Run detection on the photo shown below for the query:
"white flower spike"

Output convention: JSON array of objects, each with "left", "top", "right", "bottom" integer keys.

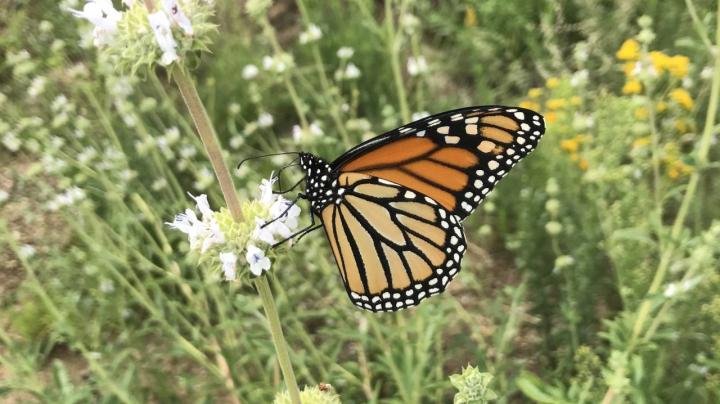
[
  {"left": 148, "top": 11, "right": 179, "bottom": 66},
  {"left": 246, "top": 244, "right": 271, "bottom": 276},
  {"left": 219, "top": 251, "right": 238, "bottom": 281},
  {"left": 161, "top": 0, "right": 194, "bottom": 35}
]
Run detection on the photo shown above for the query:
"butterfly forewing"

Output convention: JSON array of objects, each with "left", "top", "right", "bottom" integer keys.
[
  {"left": 332, "top": 106, "right": 545, "bottom": 220},
  {"left": 320, "top": 173, "right": 466, "bottom": 312}
]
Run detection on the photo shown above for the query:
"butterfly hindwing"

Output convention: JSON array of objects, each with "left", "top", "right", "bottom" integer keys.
[
  {"left": 332, "top": 106, "right": 545, "bottom": 220},
  {"left": 319, "top": 173, "right": 466, "bottom": 312}
]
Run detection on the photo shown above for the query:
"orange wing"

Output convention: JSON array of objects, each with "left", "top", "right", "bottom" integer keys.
[{"left": 332, "top": 106, "right": 545, "bottom": 220}]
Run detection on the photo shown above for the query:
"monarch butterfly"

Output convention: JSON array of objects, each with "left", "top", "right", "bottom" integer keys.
[{"left": 265, "top": 106, "right": 544, "bottom": 312}]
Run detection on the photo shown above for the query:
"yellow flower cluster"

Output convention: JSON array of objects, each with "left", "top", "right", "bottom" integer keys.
[
  {"left": 670, "top": 88, "right": 694, "bottom": 110},
  {"left": 666, "top": 159, "right": 693, "bottom": 179},
  {"left": 663, "top": 143, "right": 694, "bottom": 179},
  {"left": 616, "top": 39, "right": 641, "bottom": 61},
  {"left": 649, "top": 51, "right": 690, "bottom": 78},
  {"left": 623, "top": 79, "right": 642, "bottom": 94},
  {"left": 632, "top": 136, "right": 651, "bottom": 149},
  {"left": 616, "top": 39, "right": 691, "bottom": 98},
  {"left": 560, "top": 134, "right": 592, "bottom": 170}
]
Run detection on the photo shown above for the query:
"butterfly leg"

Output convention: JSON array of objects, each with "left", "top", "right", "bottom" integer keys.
[{"left": 260, "top": 194, "right": 303, "bottom": 229}]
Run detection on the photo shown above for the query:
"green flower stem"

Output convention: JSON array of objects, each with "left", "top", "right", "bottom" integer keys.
[
  {"left": 255, "top": 277, "right": 302, "bottom": 404},
  {"left": 385, "top": 0, "right": 411, "bottom": 123},
  {"left": 171, "top": 64, "right": 301, "bottom": 403},
  {"left": 172, "top": 65, "right": 244, "bottom": 221},
  {"left": 601, "top": 3, "right": 720, "bottom": 403}
]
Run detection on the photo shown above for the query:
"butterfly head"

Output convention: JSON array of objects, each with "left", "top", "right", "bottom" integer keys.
[{"left": 299, "top": 153, "right": 337, "bottom": 212}]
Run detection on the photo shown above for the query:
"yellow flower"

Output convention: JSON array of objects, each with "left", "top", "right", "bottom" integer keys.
[
  {"left": 528, "top": 88, "right": 543, "bottom": 98},
  {"left": 616, "top": 39, "right": 641, "bottom": 61},
  {"left": 649, "top": 51, "right": 671, "bottom": 73},
  {"left": 634, "top": 107, "right": 648, "bottom": 120},
  {"left": 546, "top": 77, "right": 560, "bottom": 89},
  {"left": 632, "top": 136, "right": 651, "bottom": 149},
  {"left": 668, "top": 55, "right": 690, "bottom": 78},
  {"left": 656, "top": 101, "right": 667, "bottom": 112},
  {"left": 464, "top": 5, "right": 477, "bottom": 27},
  {"left": 578, "top": 159, "right": 589, "bottom": 171},
  {"left": 575, "top": 134, "right": 593, "bottom": 142},
  {"left": 570, "top": 96, "right": 582, "bottom": 106},
  {"left": 623, "top": 79, "right": 642, "bottom": 94},
  {"left": 561, "top": 139, "right": 580, "bottom": 153},
  {"left": 519, "top": 100, "right": 540, "bottom": 111},
  {"left": 545, "top": 112, "right": 558, "bottom": 123},
  {"left": 667, "top": 159, "right": 693, "bottom": 179},
  {"left": 546, "top": 98, "right": 567, "bottom": 110},
  {"left": 670, "top": 88, "right": 694, "bottom": 110},
  {"left": 570, "top": 153, "right": 580, "bottom": 162},
  {"left": 649, "top": 52, "right": 690, "bottom": 78},
  {"left": 623, "top": 62, "right": 636, "bottom": 77}
]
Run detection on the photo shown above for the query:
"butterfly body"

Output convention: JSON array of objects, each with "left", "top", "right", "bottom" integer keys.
[
  {"left": 298, "top": 153, "right": 337, "bottom": 213},
  {"left": 294, "top": 106, "right": 545, "bottom": 312}
]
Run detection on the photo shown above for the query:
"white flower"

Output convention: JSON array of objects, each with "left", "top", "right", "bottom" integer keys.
[
  {"left": 68, "top": 0, "right": 122, "bottom": 47},
  {"left": 0, "top": 189, "right": 9, "bottom": 204},
  {"left": 245, "top": 244, "right": 271, "bottom": 276},
  {"left": 270, "top": 197, "right": 301, "bottom": 229},
  {"left": 219, "top": 251, "right": 238, "bottom": 280},
  {"left": 664, "top": 282, "right": 678, "bottom": 298},
  {"left": 292, "top": 125, "right": 303, "bottom": 143},
  {"left": 2, "top": 132, "right": 21, "bottom": 152},
  {"left": 242, "top": 64, "right": 259, "bottom": 80},
  {"left": 47, "top": 186, "right": 86, "bottom": 211},
  {"left": 292, "top": 121, "right": 323, "bottom": 143},
  {"left": 148, "top": 11, "right": 178, "bottom": 66},
  {"left": 161, "top": 0, "right": 193, "bottom": 35},
  {"left": 258, "top": 175, "right": 277, "bottom": 206},
  {"left": 570, "top": 69, "right": 589, "bottom": 87},
  {"left": 262, "top": 54, "right": 291, "bottom": 73},
  {"left": 299, "top": 23, "right": 322, "bottom": 44},
  {"left": 344, "top": 63, "right": 361, "bottom": 79},
  {"left": 151, "top": 178, "right": 168, "bottom": 191},
  {"left": 337, "top": 46, "right": 354, "bottom": 59},
  {"left": 257, "top": 112, "right": 274, "bottom": 128},
  {"left": 253, "top": 218, "right": 281, "bottom": 244},
  {"left": 167, "top": 193, "right": 225, "bottom": 253},
  {"left": 407, "top": 56, "right": 428, "bottom": 76},
  {"left": 251, "top": 174, "right": 302, "bottom": 246},
  {"left": 18, "top": 244, "right": 36, "bottom": 259},
  {"left": 99, "top": 279, "right": 115, "bottom": 293},
  {"left": 28, "top": 76, "right": 47, "bottom": 98}
]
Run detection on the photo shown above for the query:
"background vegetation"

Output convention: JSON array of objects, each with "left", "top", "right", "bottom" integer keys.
[{"left": 1, "top": 0, "right": 719, "bottom": 402}]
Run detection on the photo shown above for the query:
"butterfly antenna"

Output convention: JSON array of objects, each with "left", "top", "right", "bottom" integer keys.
[{"left": 236, "top": 151, "right": 300, "bottom": 170}]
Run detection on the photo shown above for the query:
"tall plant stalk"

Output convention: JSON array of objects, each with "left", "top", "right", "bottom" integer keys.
[{"left": 172, "top": 65, "right": 302, "bottom": 404}]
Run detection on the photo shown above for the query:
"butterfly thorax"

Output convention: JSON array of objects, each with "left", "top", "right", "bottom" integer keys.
[{"left": 299, "top": 153, "right": 342, "bottom": 213}]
